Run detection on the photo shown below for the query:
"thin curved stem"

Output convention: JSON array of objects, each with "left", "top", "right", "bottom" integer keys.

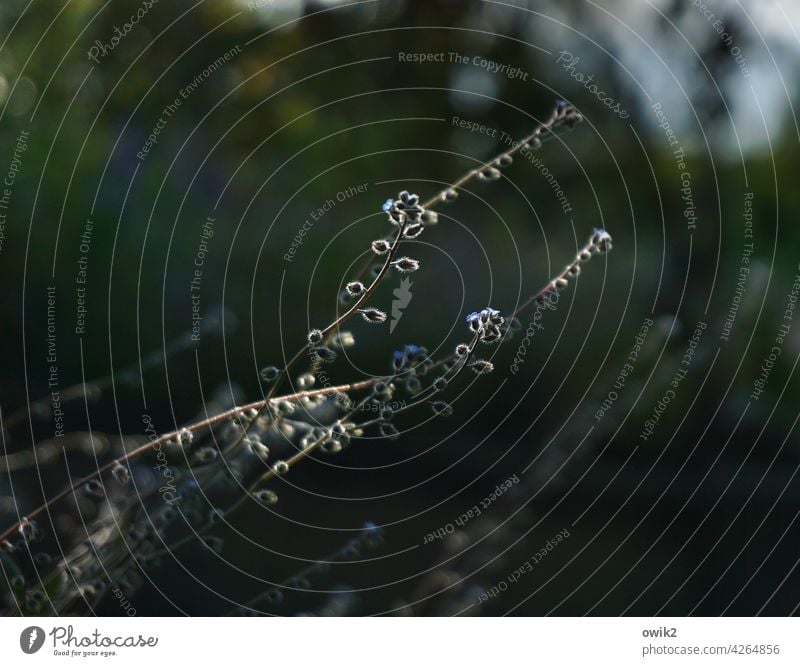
[
  {"left": 422, "top": 103, "right": 580, "bottom": 210},
  {"left": 0, "top": 378, "right": 380, "bottom": 545}
]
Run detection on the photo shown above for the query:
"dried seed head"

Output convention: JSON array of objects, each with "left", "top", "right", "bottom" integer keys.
[
  {"left": 272, "top": 460, "right": 290, "bottom": 476},
  {"left": 178, "top": 428, "right": 194, "bottom": 446},
  {"left": 307, "top": 329, "right": 323, "bottom": 345},
  {"left": 578, "top": 249, "right": 592, "bottom": 262},
  {"left": 567, "top": 264, "right": 581, "bottom": 277},
  {"left": 442, "top": 188, "right": 458, "bottom": 202},
  {"left": 433, "top": 377, "right": 448, "bottom": 391},
  {"left": 553, "top": 277, "right": 569, "bottom": 291},
  {"left": 455, "top": 343, "right": 469, "bottom": 356},
  {"left": 495, "top": 154, "right": 514, "bottom": 168}
]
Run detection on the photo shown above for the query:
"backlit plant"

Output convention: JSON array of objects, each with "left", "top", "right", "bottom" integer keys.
[{"left": 0, "top": 101, "right": 612, "bottom": 616}]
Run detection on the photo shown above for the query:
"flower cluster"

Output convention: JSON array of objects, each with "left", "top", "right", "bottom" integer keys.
[
  {"left": 466, "top": 307, "right": 505, "bottom": 344},
  {"left": 392, "top": 344, "right": 431, "bottom": 373},
  {"left": 552, "top": 99, "right": 583, "bottom": 129},
  {"left": 590, "top": 228, "right": 613, "bottom": 253},
  {"left": 530, "top": 228, "right": 614, "bottom": 307},
  {"left": 385, "top": 190, "right": 424, "bottom": 225}
]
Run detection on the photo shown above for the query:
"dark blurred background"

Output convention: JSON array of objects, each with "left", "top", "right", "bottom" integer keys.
[{"left": 1, "top": 0, "right": 799, "bottom": 616}]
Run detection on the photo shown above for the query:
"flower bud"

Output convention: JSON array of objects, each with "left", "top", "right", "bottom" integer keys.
[
  {"left": 260, "top": 366, "right": 280, "bottom": 382},
  {"left": 346, "top": 281, "right": 365, "bottom": 296},
  {"left": 431, "top": 401, "right": 453, "bottom": 417},
  {"left": 392, "top": 257, "right": 420, "bottom": 273},
  {"left": 359, "top": 307, "right": 388, "bottom": 323},
  {"left": 371, "top": 239, "right": 390, "bottom": 254}
]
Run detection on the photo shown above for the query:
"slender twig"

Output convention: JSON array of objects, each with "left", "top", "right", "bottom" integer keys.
[
  {"left": 512, "top": 229, "right": 611, "bottom": 320},
  {"left": 421, "top": 103, "right": 580, "bottom": 210},
  {"left": 0, "top": 102, "right": 586, "bottom": 556},
  {"left": 143, "top": 373, "right": 392, "bottom": 560},
  {"left": 0, "top": 378, "right": 380, "bottom": 545}
]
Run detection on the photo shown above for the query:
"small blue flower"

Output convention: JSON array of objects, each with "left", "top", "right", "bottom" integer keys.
[
  {"left": 591, "top": 228, "right": 612, "bottom": 252},
  {"left": 466, "top": 307, "right": 505, "bottom": 342},
  {"left": 392, "top": 344, "right": 428, "bottom": 372},
  {"left": 392, "top": 350, "right": 406, "bottom": 371},
  {"left": 382, "top": 198, "right": 393, "bottom": 212}
]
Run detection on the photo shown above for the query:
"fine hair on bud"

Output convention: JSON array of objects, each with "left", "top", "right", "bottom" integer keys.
[{"left": 359, "top": 307, "right": 388, "bottom": 323}]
